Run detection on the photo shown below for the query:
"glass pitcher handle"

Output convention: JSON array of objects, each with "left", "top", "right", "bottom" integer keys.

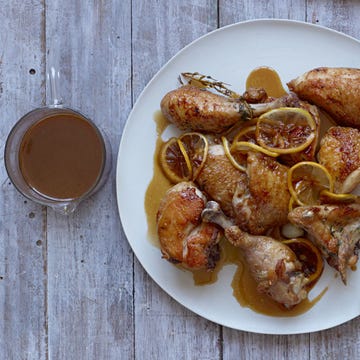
[{"left": 47, "top": 66, "right": 63, "bottom": 106}]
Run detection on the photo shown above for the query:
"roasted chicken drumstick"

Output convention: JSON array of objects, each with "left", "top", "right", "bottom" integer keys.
[
  {"left": 202, "top": 201, "right": 309, "bottom": 307},
  {"left": 161, "top": 85, "right": 301, "bottom": 133}
]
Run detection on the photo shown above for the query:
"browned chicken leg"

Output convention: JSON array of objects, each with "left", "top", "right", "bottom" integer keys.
[
  {"left": 157, "top": 182, "right": 221, "bottom": 270},
  {"left": 161, "top": 85, "right": 252, "bottom": 133},
  {"left": 287, "top": 67, "right": 360, "bottom": 128},
  {"left": 288, "top": 204, "right": 360, "bottom": 284},
  {"left": 161, "top": 85, "right": 301, "bottom": 133},
  {"left": 202, "top": 201, "right": 309, "bottom": 308}
]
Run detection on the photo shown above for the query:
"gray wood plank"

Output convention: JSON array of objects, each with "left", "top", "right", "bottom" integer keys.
[
  {"left": 307, "top": 0, "right": 360, "bottom": 39},
  {"left": 0, "top": 1, "right": 47, "bottom": 359},
  {"left": 45, "top": 1, "right": 133, "bottom": 359},
  {"left": 223, "top": 333, "right": 310, "bottom": 360},
  {"left": 310, "top": 321, "right": 360, "bottom": 360},
  {"left": 132, "top": 1, "right": 222, "bottom": 359},
  {"left": 134, "top": 267, "right": 223, "bottom": 360},
  {"left": 219, "top": 0, "right": 306, "bottom": 26}
]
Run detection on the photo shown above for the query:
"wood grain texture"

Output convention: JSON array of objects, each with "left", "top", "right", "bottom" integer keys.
[
  {"left": 310, "top": 321, "right": 360, "bottom": 360},
  {"left": 0, "top": 1, "right": 47, "bottom": 359},
  {"left": 307, "top": 0, "right": 360, "bottom": 39},
  {"left": 0, "top": 1, "right": 359, "bottom": 359},
  {"left": 132, "top": 0, "right": 218, "bottom": 97},
  {"left": 219, "top": 0, "right": 306, "bottom": 26},
  {"left": 45, "top": 1, "right": 133, "bottom": 359}
]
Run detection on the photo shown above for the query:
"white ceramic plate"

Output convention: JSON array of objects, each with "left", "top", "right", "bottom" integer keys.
[{"left": 116, "top": 19, "right": 360, "bottom": 334}]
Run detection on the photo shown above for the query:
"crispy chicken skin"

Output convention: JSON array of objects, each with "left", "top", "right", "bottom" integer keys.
[
  {"left": 288, "top": 204, "right": 360, "bottom": 284},
  {"left": 160, "top": 85, "right": 251, "bottom": 133},
  {"left": 197, "top": 145, "right": 291, "bottom": 235},
  {"left": 233, "top": 152, "right": 291, "bottom": 234},
  {"left": 287, "top": 67, "right": 360, "bottom": 128},
  {"left": 156, "top": 182, "right": 220, "bottom": 270},
  {"left": 202, "top": 201, "right": 309, "bottom": 307},
  {"left": 317, "top": 126, "right": 360, "bottom": 193},
  {"left": 196, "top": 143, "right": 247, "bottom": 218},
  {"left": 161, "top": 85, "right": 304, "bottom": 133}
]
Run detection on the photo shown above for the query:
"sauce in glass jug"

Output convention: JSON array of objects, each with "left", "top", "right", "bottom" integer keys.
[{"left": 19, "top": 112, "right": 105, "bottom": 200}]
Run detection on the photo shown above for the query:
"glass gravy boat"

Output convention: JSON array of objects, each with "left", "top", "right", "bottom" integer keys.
[{"left": 4, "top": 67, "right": 111, "bottom": 215}]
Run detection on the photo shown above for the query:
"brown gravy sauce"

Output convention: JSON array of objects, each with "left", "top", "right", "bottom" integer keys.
[
  {"left": 144, "top": 112, "right": 171, "bottom": 246},
  {"left": 19, "top": 113, "right": 104, "bottom": 200},
  {"left": 246, "top": 66, "right": 287, "bottom": 98},
  {"left": 145, "top": 67, "right": 327, "bottom": 316}
]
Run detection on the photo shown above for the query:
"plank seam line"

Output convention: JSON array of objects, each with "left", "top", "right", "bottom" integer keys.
[
  {"left": 130, "top": 2, "right": 136, "bottom": 359},
  {"left": 42, "top": 1, "right": 49, "bottom": 358}
]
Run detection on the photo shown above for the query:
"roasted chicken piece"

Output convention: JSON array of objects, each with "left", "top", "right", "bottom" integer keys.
[
  {"left": 161, "top": 85, "right": 301, "bottom": 133},
  {"left": 288, "top": 67, "right": 360, "bottom": 128},
  {"left": 288, "top": 204, "right": 360, "bottom": 284},
  {"left": 161, "top": 85, "right": 251, "bottom": 133},
  {"left": 196, "top": 143, "right": 246, "bottom": 219},
  {"left": 202, "top": 201, "right": 309, "bottom": 307},
  {"left": 156, "top": 182, "right": 221, "bottom": 270},
  {"left": 317, "top": 126, "right": 360, "bottom": 193},
  {"left": 242, "top": 87, "right": 269, "bottom": 103},
  {"left": 232, "top": 152, "right": 291, "bottom": 234},
  {"left": 196, "top": 143, "right": 291, "bottom": 235}
]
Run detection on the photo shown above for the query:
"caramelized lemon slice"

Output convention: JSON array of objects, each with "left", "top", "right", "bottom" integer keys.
[
  {"left": 256, "top": 107, "right": 316, "bottom": 154},
  {"left": 222, "top": 136, "right": 247, "bottom": 172},
  {"left": 231, "top": 141, "right": 279, "bottom": 157},
  {"left": 232, "top": 125, "right": 257, "bottom": 144},
  {"left": 282, "top": 238, "right": 324, "bottom": 285},
  {"left": 288, "top": 161, "right": 334, "bottom": 206},
  {"left": 222, "top": 118, "right": 259, "bottom": 140},
  {"left": 288, "top": 195, "right": 298, "bottom": 213},
  {"left": 179, "top": 132, "right": 209, "bottom": 181},
  {"left": 159, "top": 137, "right": 191, "bottom": 183},
  {"left": 319, "top": 189, "right": 360, "bottom": 204}
]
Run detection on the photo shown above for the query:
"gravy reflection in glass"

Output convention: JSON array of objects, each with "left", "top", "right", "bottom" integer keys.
[{"left": 19, "top": 112, "right": 104, "bottom": 200}]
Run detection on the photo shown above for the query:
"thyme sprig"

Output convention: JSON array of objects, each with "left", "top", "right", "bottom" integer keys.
[{"left": 180, "top": 72, "right": 241, "bottom": 99}]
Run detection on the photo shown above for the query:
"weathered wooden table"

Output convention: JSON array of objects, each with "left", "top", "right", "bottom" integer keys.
[{"left": 1, "top": 1, "right": 359, "bottom": 359}]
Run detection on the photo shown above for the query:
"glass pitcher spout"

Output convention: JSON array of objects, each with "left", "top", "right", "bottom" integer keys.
[{"left": 51, "top": 200, "right": 80, "bottom": 215}]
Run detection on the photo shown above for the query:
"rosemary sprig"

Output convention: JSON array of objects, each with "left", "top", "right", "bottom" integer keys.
[{"left": 180, "top": 72, "right": 241, "bottom": 99}]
